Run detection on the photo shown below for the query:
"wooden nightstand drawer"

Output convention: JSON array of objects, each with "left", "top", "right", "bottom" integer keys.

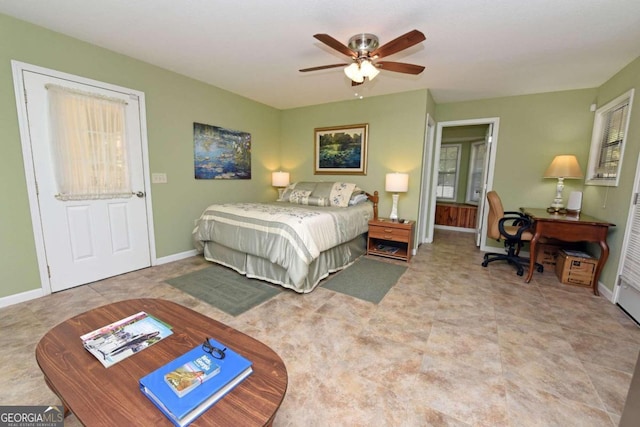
[{"left": 368, "top": 226, "right": 410, "bottom": 242}]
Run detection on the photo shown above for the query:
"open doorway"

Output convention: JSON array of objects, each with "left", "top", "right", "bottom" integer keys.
[
  {"left": 434, "top": 125, "right": 489, "bottom": 232},
  {"left": 419, "top": 118, "right": 499, "bottom": 249}
]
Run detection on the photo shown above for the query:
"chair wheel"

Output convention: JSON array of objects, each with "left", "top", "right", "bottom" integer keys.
[
  {"left": 481, "top": 261, "right": 488, "bottom": 267},
  {"left": 537, "top": 265, "right": 544, "bottom": 273},
  {"left": 517, "top": 270, "right": 524, "bottom": 276}
]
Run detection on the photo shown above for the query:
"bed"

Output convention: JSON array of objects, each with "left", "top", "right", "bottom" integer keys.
[{"left": 192, "top": 181, "right": 379, "bottom": 293}]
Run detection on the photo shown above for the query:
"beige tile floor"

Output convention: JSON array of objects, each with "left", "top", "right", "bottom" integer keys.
[{"left": 2, "top": 230, "right": 639, "bottom": 426}]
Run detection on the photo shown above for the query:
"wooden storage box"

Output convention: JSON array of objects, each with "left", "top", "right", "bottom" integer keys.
[
  {"left": 555, "top": 249, "right": 596, "bottom": 287},
  {"left": 536, "top": 243, "right": 562, "bottom": 267}
]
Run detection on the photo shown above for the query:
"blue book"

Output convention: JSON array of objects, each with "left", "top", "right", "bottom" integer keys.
[
  {"left": 139, "top": 338, "right": 253, "bottom": 427},
  {"left": 164, "top": 353, "right": 221, "bottom": 398}
]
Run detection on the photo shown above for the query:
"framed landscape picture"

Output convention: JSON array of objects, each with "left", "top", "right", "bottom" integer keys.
[
  {"left": 314, "top": 123, "right": 368, "bottom": 175},
  {"left": 194, "top": 122, "right": 251, "bottom": 179}
]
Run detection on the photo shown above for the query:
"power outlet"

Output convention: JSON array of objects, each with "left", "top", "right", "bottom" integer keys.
[{"left": 152, "top": 173, "right": 167, "bottom": 184}]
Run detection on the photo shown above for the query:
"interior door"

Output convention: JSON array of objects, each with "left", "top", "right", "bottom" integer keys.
[
  {"left": 417, "top": 114, "right": 436, "bottom": 244},
  {"left": 21, "top": 70, "right": 151, "bottom": 292},
  {"left": 475, "top": 124, "right": 493, "bottom": 246}
]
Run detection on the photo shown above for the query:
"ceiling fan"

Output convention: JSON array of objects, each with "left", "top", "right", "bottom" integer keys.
[{"left": 299, "top": 29, "right": 426, "bottom": 86}]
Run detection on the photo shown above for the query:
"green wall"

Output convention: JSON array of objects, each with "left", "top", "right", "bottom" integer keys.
[
  {"left": 582, "top": 56, "right": 640, "bottom": 291},
  {"left": 0, "top": 14, "right": 281, "bottom": 298},
  {"left": 280, "top": 90, "right": 430, "bottom": 222},
  {"left": 436, "top": 88, "right": 598, "bottom": 211}
]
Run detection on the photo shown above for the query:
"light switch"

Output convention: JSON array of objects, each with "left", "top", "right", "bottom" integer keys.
[{"left": 152, "top": 173, "right": 167, "bottom": 184}]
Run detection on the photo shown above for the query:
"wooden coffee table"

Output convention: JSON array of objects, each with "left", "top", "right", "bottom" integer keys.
[{"left": 35, "top": 298, "right": 288, "bottom": 426}]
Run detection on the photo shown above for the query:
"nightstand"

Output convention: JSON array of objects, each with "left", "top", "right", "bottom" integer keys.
[{"left": 367, "top": 218, "right": 415, "bottom": 262}]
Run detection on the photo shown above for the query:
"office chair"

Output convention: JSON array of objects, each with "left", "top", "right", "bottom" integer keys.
[{"left": 481, "top": 191, "right": 544, "bottom": 276}]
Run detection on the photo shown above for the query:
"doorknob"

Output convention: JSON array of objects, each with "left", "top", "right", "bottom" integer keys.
[{"left": 135, "top": 191, "right": 145, "bottom": 198}]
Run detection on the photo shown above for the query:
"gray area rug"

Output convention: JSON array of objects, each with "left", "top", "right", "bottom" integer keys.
[
  {"left": 165, "top": 264, "right": 282, "bottom": 316},
  {"left": 322, "top": 257, "right": 407, "bottom": 304}
]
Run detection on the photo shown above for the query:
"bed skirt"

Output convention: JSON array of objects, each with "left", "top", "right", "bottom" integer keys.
[{"left": 201, "top": 234, "right": 366, "bottom": 293}]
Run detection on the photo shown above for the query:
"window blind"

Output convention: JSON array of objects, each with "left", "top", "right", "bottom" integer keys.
[{"left": 596, "top": 100, "right": 629, "bottom": 179}]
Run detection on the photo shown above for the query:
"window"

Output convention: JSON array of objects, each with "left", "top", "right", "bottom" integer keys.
[
  {"left": 465, "top": 141, "right": 486, "bottom": 204},
  {"left": 585, "top": 88, "right": 634, "bottom": 186},
  {"left": 436, "top": 144, "right": 461, "bottom": 200}
]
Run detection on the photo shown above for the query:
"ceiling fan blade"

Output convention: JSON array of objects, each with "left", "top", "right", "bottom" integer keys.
[
  {"left": 371, "top": 30, "right": 426, "bottom": 59},
  {"left": 299, "top": 64, "right": 347, "bottom": 72},
  {"left": 376, "top": 61, "right": 425, "bottom": 75},
  {"left": 313, "top": 34, "right": 355, "bottom": 58}
]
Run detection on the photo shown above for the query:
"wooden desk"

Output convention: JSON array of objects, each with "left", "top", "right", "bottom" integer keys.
[
  {"left": 36, "top": 299, "right": 288, "bottom": 426},
  {"left": 521, "top": 208, "right": 615, "bottom": 296}
]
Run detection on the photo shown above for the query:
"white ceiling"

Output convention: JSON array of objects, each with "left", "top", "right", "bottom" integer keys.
[{"left": 2, "top": 0, "right": 640, "bottom": 110}]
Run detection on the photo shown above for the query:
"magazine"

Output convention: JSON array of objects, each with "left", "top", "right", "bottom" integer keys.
[
  {"left": 164, "top": 353, "right": 221, "bottom": 397},
  {"left": 376, "top": 243, "right": 400, "bottom": 254},
  {"left": 81, "top": 311, "right": 173, "bottom": 368}
]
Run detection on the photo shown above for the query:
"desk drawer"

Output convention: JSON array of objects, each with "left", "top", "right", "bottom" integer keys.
[{"left": 369, "top": 226, "right": 410, "bottom": 242}]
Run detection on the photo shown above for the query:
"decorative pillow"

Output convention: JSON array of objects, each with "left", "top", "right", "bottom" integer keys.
[
  {"left": 288, "top": 189, "right": 312, "bottom": 204},
  {"left": 307, "top": 182, "right": 334, "bottom": 206},
  {"left": 277, "top": 183, "right": 296, "bottom": 202},
  {"left": 328, "top": 182, "right": 357, "bottom": 208},
  {"left": 302, "top": 195, "right": 328, "bottom": 206},
  {"left": 349, "top": 187, "right": 365, "bottom": 202},
  {"left": 281, "top": 181, "right": 357, "bottom": 207},
  {"left": 280, "top": 182, "right": 317, "bottom": 202},
  {"left": 348, "top": 193, "right": 369, "bottom": 206}
]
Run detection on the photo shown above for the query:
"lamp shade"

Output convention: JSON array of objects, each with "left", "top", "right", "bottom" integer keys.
[
  {"left": 385, "top": 173, "right": 409, "bottom": 192},
  {"left": 271, "top": 171, "right": 290, "bottom": 187},
  {"left": 360, "top": 60, "right": 380, "bottom": 81},
  {"left": 344, "top": 63, "right": 364, "bottom": 83},
  {"left": 543, "top": 155, "right": 583, "bottom": 178}
]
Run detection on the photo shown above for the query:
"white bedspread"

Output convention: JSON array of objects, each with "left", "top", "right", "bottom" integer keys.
[{"left": 193, "top": 202, "right": 373, "bottom": 289}]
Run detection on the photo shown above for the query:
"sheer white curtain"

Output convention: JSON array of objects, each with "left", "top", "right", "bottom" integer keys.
[{"left": 46, "top": 84, "right": 132, "bottom": 200}]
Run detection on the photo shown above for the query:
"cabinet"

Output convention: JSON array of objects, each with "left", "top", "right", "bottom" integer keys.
[
  {"left": 435, "top": 203, "right": 477, "bottom": 229},
  {"left": 367, "top": 218, "right": 414, "bottom": 262}
]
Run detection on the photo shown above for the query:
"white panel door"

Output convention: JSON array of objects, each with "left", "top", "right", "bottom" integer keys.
[{"left": 21, "top": 70, "right": 151, "bottom": 292}]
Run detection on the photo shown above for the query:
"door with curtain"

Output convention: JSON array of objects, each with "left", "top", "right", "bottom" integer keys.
[{"left": 17, "top": 66, "right": 151, "bottom": 292}]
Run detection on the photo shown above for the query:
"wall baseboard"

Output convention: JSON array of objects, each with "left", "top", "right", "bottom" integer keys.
[
  {"left": 598, "top": 281, "right": 614, "bottom": 302},
  {"left": 155, "top": 249, "right": 199, "bottom": 265},
  {"left": 434, "top": 225, "right": 476, "bottom": 233},
  {"left": 0, "top": 250, "right": 202, "bottom": 308},
  {"left": 0, "top": 288, "right": 44, "bottom": 309}
]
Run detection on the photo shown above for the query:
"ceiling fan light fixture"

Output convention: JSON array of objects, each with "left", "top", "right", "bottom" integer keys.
[
  {"left": 344, "top": 62, "right": 364, "bottom": 83},
  {"left": 348, "top": 34, "right": 380, "bottom": 53},
  {"left": 303, "top": 30, "right": 426, "bottom": 83},
  {"left": 360, "top": 60, "right": 380, "bottom": 81}
]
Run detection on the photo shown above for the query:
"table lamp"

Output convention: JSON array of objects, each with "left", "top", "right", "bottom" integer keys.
[
  {"left": 543, "top": 155, "right": 583, "bottom": 211},
  {"left": 385, "top": 172, "right": 409, "bottom": 221},
  {"left": 271, "top": 171, "right": 290, "bottom": 199}
]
